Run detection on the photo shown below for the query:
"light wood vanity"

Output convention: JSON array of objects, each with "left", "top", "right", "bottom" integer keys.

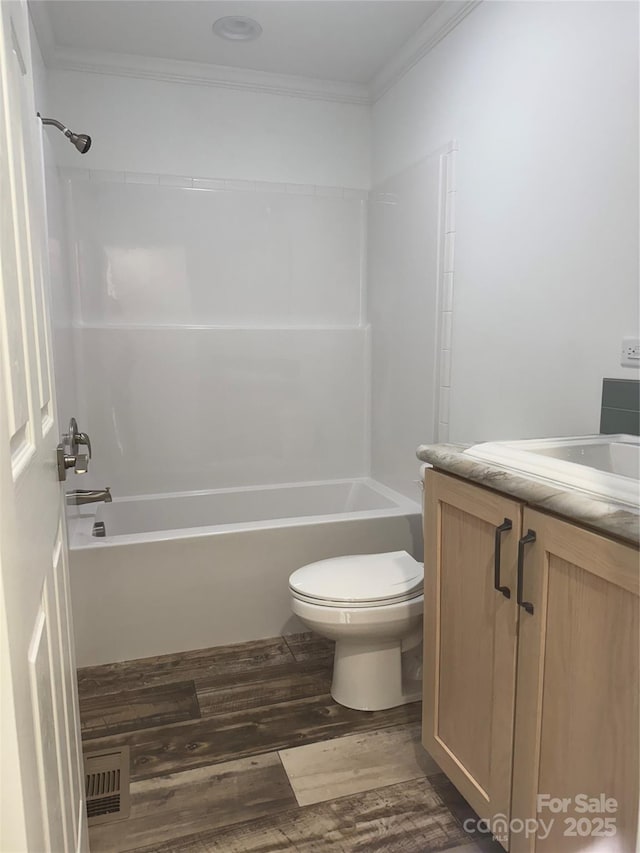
[{"left": 421, "top": 468, "right": 639, "bottom": 852}]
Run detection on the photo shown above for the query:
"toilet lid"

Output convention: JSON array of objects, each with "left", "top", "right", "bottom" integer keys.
[{"left": 289, "top": 551, "right": 423, "bottom": 606}]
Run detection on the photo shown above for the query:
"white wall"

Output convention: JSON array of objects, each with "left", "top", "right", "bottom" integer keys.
[
  {"left": 47, "top": 68, "right": 370, "bottom": 187},
  {"left": 372, "top": 0, "right": 639, "bottom": 443}
]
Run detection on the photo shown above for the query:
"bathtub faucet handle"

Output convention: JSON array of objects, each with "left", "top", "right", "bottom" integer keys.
[
  {"left": 64, "top": 417, "right": 92, "bottom": 458},
  {"left": 76, "top": 431, "right": 92, "bottom": 458}
]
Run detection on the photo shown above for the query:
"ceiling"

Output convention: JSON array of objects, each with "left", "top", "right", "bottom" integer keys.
[{"left": 36, "top": 1, "right": 444, "bottom": 84}]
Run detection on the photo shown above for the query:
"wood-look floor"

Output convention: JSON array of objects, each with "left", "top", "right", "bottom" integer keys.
[{"left": 79, "top": 633, "right": 503, "bottom": 853}]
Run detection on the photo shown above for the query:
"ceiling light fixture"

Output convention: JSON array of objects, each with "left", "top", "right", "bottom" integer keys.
[{"left": 212, "top": 16, "right": 262, "bottom": 42}]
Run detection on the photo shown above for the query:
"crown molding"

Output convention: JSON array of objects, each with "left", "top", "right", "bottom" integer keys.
[
  {"left": 370, "top": 0, "right": 482, "bottom": 102},
  {"left": 29, "top": 0, "right": 480, "bottom": 107},
  {"left": 46, "top": 45, "right": 371, "bottom": 105}
]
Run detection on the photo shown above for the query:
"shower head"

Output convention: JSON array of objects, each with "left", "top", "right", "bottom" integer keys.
[
  {"left": 38, "top": 114, "right": 92, "bottom": 154},
  {"left": 67, "top": 131, "right": 92, "bottom": 154}
]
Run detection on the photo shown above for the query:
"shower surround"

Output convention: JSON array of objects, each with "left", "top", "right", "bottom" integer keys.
[
  {"left": 65, "top": 169, "right": 370, "bottom": 495},
  {"left": 53, "top": 142, "right": 457, "bottom": 664}
]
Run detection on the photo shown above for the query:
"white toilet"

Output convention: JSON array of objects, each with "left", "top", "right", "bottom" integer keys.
[{"left": 289, "top": 550, "right": 424, "bottom": 712}]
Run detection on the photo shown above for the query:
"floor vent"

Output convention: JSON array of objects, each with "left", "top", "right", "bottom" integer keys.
[{"left": 83, "top": 746, "right": 131, "bottom": 826}]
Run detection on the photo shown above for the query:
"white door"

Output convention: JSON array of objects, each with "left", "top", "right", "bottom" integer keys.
[{"left": 0, "top": 2, "right": 88, "bottom": 851}]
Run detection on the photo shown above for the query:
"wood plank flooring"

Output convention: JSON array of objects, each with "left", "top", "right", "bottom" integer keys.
[
  {"left": 279, "top": 723, "right": 440, "bottom": 806},
  {"left": 79, "top": 632, "right": 503, "bottom": 853},
  {"left": 88, "top": 754, "right": 298, "bottom": 852},
  {"left": 128, "top": 779, "right": 470, "bottom": 853},
  {"left": 80, "top": 681, "right": 201, "bottom": 739}
]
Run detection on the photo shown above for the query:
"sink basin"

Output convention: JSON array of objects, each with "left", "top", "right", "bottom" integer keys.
[{"left": 465, "top": 434, "right": 640, "bottom": 507}]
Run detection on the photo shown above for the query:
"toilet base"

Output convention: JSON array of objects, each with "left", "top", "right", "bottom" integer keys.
[{"left": 330, "top": 637, "right": 422, "bottom": 711}]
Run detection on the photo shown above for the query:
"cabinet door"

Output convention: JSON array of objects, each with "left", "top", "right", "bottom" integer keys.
[
  {"left": 511, "top": 509, "right": 639, "bottom": 853},
  {"left": 423, "top": 471, "right": 522, "bottom": 844}
]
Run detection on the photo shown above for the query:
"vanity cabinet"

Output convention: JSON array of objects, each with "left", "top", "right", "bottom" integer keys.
[
  {"left": 510, "top": 507, "right": 638, "bottom": 853},
  {"left": 422, "top": 470, "right": 639, "bottom": 853},
  {"left": 422, "top": 471, "right": 522, "bottom": 828}
]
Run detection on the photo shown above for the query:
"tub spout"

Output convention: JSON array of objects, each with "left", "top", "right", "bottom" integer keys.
[{"left": 66, "top": 487, "right": 112, "bottom": 506}]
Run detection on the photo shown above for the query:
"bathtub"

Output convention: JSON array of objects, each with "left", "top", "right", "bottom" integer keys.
[{"left": 68, "top": 478, "right": 422, "bottom": 666}]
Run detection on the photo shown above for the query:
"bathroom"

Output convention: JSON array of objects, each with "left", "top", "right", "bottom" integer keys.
[{"left": 0, "top": 1, "right": 638, "bottom": 851}]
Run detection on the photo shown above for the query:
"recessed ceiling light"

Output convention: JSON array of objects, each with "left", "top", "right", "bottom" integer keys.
[{"left": 212, "top": 16, "right": 262, "bottom": 42}]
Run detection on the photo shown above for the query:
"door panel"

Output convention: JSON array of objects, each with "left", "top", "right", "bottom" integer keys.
[
  {"left": 47, "top": 533, "right": 75, "bottom": 851},
  {"left": 511, "top": 509, "right": 639, "bottom": 853},
  {"left": 423, "top": 471, "right": 522, "bottom": 847},
  {"left": 0, "top": 1, "right": 87, "bottom": 850},
  {"left": 2, "top": 4, "right": 53, "bottom": 442},
  {"left": 27, "top": 603, "right": 67, "bottom": 853},
  {"left": 0, "top": 19, "right": 32, "bottom": 474}
]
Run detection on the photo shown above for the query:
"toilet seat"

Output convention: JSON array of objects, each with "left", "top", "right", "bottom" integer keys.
[
  {"left": 290, "top": 588, "right": 423, "bottom": 608},
  {"left": 289, "top": 550, "right": 423, "bottom": 609}
]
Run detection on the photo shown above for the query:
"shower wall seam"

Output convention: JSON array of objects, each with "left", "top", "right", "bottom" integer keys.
[
  {"left": 71, "top": 324, "right": 370, "bottom": 331},
  {"left": 58, "top": 166, "right": 370, "bottom": 201}
]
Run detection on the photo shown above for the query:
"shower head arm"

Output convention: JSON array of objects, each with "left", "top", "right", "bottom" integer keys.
[
  {"left": 38, "top": 114, "right": 67, "bottom": 133},
  {"left": 37, "top": 113, "right": 92, "bottom": 154}
]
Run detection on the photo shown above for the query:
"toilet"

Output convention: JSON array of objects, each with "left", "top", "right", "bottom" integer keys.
[{"left": 289, "top": 550, "right": 424, "bottom": 711}]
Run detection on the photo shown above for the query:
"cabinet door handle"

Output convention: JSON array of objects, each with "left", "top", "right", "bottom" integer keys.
[
  {"left": 517, "top": 530, "right": 536, "bottom": 614},
  {"left": 494, "top": 518, "right": 513, "bottom": 598}
]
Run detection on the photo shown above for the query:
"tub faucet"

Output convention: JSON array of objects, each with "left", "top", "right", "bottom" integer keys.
[{"left": 66, "top": 487, "right": 112, "bottom": 506}]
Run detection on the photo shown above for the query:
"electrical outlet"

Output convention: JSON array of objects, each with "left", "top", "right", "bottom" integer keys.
[{"left": 621, "top": 337, "right": 640, "bottom": 368}]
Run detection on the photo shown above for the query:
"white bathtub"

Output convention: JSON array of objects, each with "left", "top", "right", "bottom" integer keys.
[{"left": 68, "top": 478, "right": 422, "bottom": 666}]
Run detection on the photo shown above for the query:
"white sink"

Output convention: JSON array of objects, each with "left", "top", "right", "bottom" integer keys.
[{"left": 465, "top": 434, "right": 640, "bottom": 507}]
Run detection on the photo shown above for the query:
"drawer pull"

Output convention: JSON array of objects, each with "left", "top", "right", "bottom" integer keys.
[
  {"left": 517, "top": 530, "right": 537, "bottom": 614},
  {"left": 494, "top": 518, "right": 513, "bottom": 599}
]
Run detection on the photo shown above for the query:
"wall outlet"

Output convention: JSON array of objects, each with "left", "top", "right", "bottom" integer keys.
[{"left": 621, "top": 337, "right": 640, "bottom": 368}]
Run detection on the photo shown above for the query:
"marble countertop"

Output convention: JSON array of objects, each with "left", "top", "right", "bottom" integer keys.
[{"left": 417, "top": 443, "right": 640, "bottom": 547}]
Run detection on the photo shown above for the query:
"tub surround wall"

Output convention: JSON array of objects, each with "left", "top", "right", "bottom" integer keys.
[
  {"left": 77, "top": 327, "right": 367, "bottom": 495},
  {"left": 368, "top": 142, "right": 457, "bottom": 498},
  {"left": 373, "top": 0, "right": 639, "bottom": 442},
  {"left": 66, "top": 170, "right": 366, "bottom": 326},
  {"left": 65, "top": 170, "right": 368, "bottom": 496}
]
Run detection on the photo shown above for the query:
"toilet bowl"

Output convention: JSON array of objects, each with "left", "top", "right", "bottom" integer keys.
[{"left": 289, "top": 550, "right": 424, "bottom": 711}]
